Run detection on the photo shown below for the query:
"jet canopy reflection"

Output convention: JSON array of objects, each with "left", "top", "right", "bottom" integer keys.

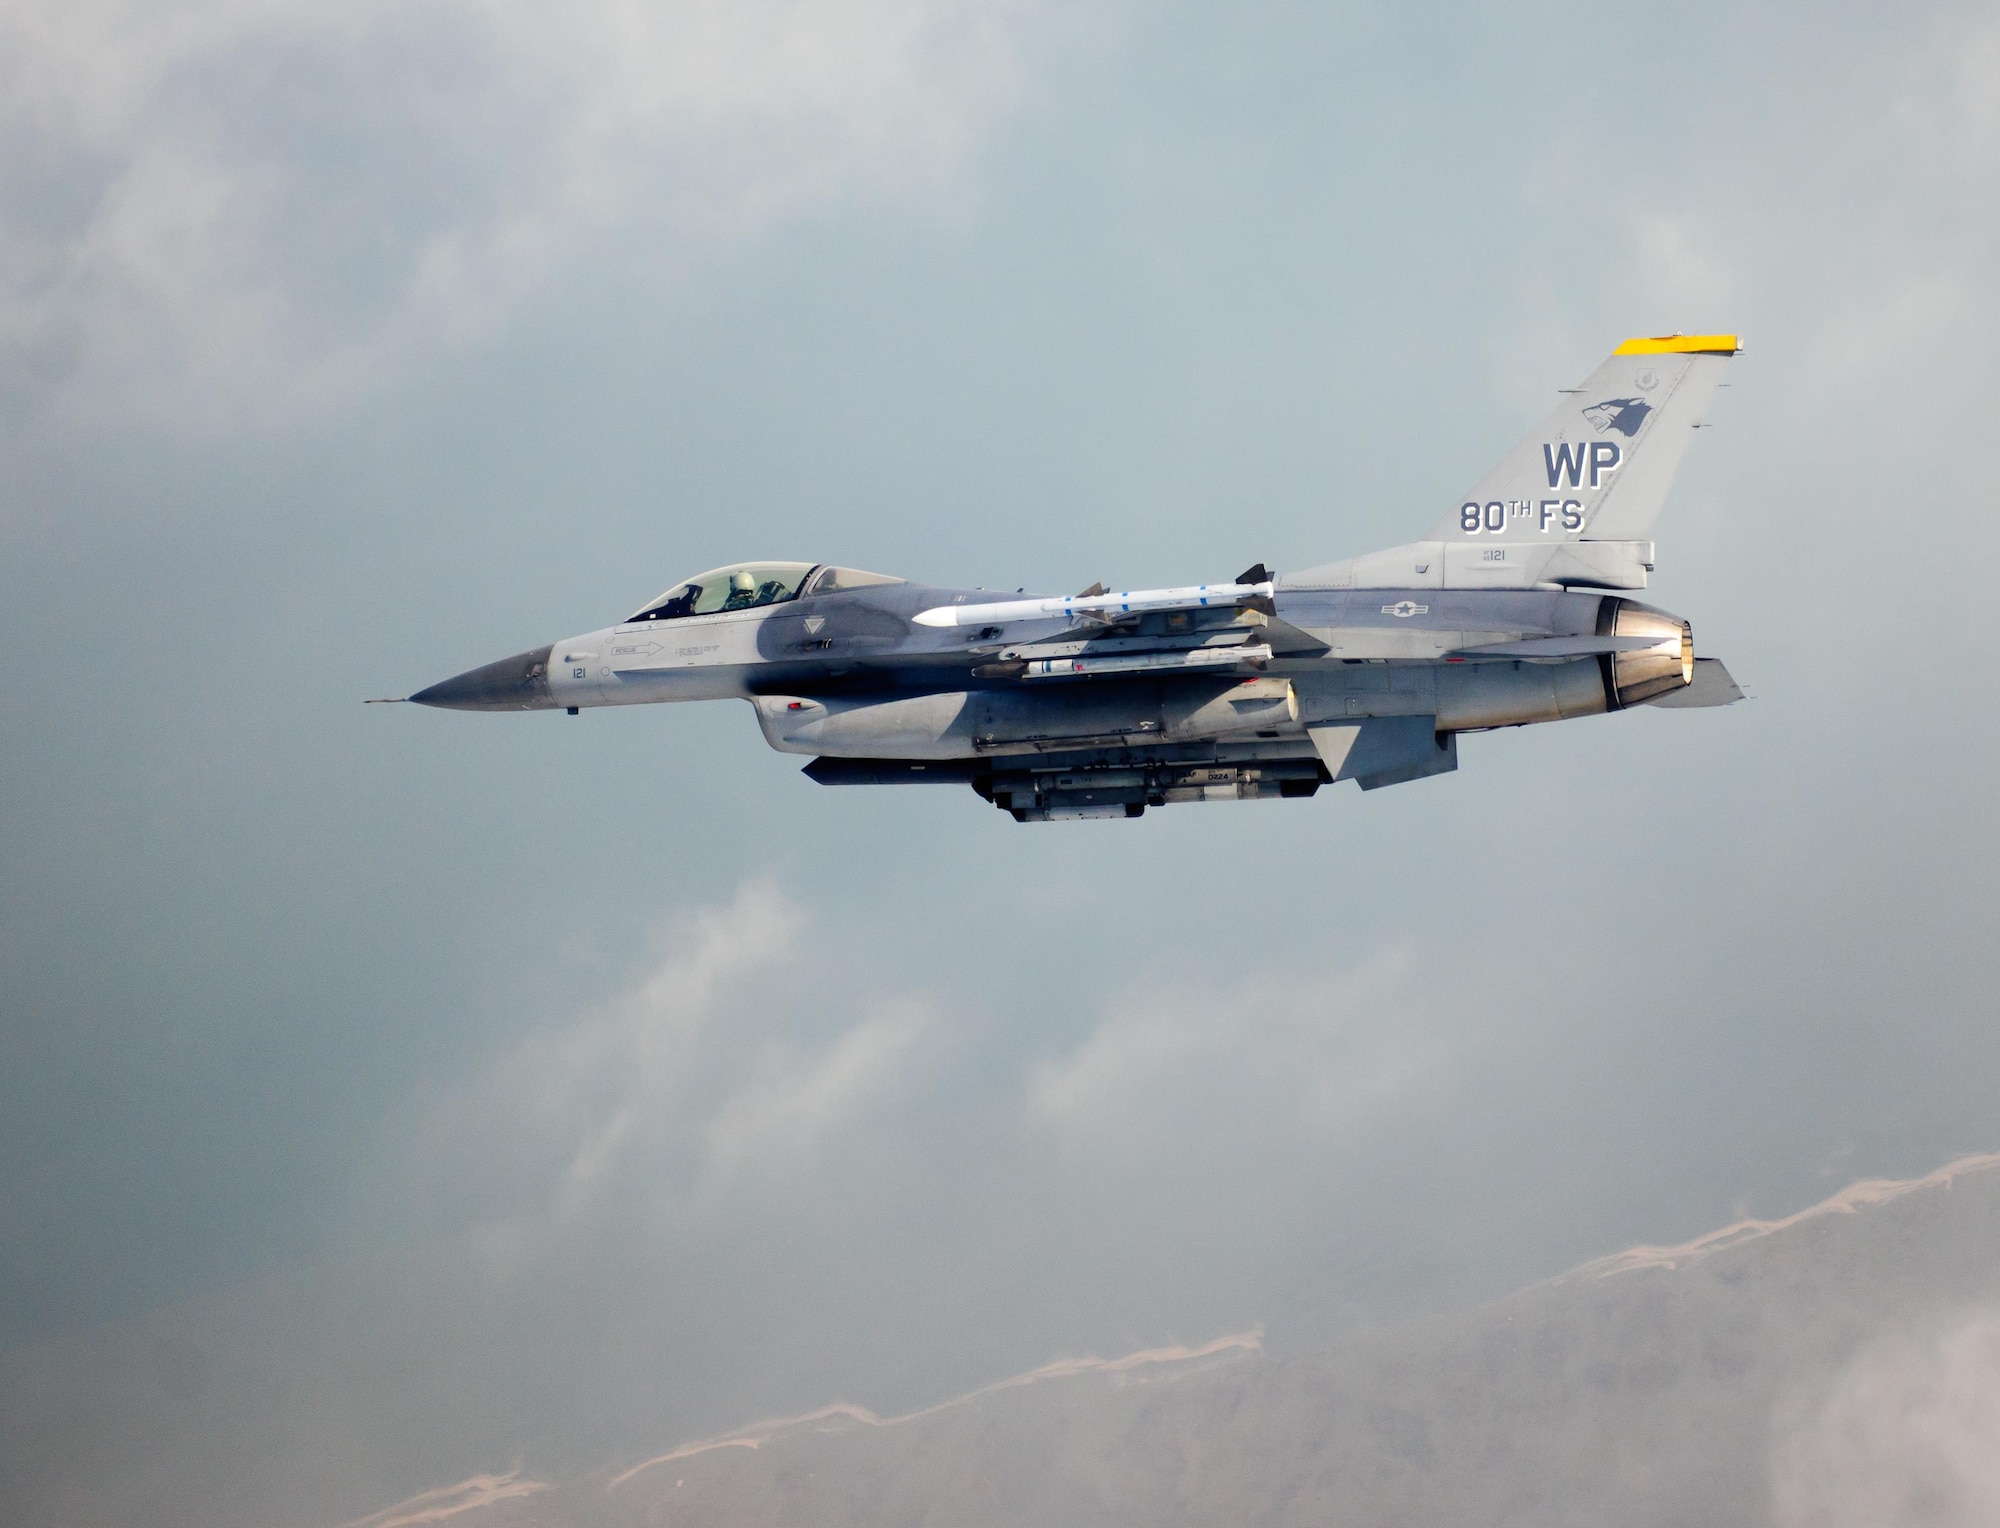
[{"left": 626, "top": 562, "right": 902, "bottom": 623}]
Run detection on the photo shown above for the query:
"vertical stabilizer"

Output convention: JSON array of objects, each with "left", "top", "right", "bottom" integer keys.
[
  {"left": 1430, "top": 333, "right": 1738, "bottom": 547},
  {"left": 1285, "top": 334, "right": 1737, "bottom": 591}
]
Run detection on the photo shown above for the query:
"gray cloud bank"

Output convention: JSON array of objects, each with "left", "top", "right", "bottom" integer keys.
[
  {"left": 4, "top": 1, "right": 2000, "bottom": 1524},
  {"left": 0, "top": 0, "right": 1043, "bottom": 419}
]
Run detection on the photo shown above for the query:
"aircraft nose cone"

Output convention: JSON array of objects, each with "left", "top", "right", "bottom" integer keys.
[{"left": 410, "top": 644, "right": 556, "bottom": 711}]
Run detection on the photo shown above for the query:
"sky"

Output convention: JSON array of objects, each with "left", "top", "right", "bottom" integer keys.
[{"left": 3, "top": 1, "right": 1999, "bottom": 1523}]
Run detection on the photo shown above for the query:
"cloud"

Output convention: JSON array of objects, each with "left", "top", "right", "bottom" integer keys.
[
  {"left": 702, "top": 997, "right": 933, "bottom": 1181},
  {"left": 1957, "top": 21, "right": 2000, "bottom": 151},
  {"left": 1771, "top": 1310, "right": 2000, "bottom": 1528},
  {"left": 396, "top": 878, "right": 805, "bottom": 1221},
  {"left": 553, "top": 877, "right": 811, "bottom": 1194},
  {"left": 389, "top": 877, "right": 947, "bottom": 1246},
  {"left": 0, "top": 0, "right": 1040, "bottom": 421},
  {"left": 1028, "top": 943, "right": 1452, "bottom": 1154},
  {"left": 380, "top": 881, "right": 1480, "bottom": 1317}
]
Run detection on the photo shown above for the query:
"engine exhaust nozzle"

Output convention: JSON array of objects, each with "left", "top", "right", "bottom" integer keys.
[{"left": 1598, "top": 598, "right": 1694, "bottom": 708}]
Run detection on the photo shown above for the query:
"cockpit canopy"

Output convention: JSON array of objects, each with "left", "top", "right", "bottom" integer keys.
[{"left": 626, "top": 562, "right": 902, "bottom": 623}]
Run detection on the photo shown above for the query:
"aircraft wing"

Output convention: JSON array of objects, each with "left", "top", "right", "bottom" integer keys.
[{"left": 1446, "top": 634, "right": 1677, "bottom": 658}]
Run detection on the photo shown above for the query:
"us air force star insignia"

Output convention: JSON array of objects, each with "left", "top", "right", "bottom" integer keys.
[
  {"left": 803, "top": 616, "right": 826, "bottom": 635},
  {"left": 1382, "top": 600, "right": 1429, "bottom": 618}
]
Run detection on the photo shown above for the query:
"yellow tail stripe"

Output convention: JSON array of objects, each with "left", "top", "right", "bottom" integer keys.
[{"left": 1614, "top": 333, "right": 1740, "bottom": 356}]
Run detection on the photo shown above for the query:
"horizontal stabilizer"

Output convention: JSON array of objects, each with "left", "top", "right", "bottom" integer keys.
[
  {"left": 1309, "top": 715, "right": 1458, "bottom": 789},
  {"left": 1642, "top": 657, "right": 1743, "bottom": 708},
  {"left": 1448, "top": 635, "right": 1674, "bottom": 659}
]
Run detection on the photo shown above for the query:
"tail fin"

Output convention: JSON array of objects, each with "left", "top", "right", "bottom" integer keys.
[
  {"left": 1429, "top": 334, "right": 1737, "bottom": 587},
  {"left": 1287, "top": 334, "right": 1737, "bottom": 592},
  {"left": 1436, "top": 334, "right": 1737, "bottom": 543}
]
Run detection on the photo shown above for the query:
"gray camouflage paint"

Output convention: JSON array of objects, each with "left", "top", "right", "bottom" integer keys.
[{"left": 410, "top": 341, "right": 1739, "bottom": 820}]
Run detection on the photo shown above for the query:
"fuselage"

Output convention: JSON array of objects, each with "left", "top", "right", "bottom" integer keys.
[
  {"left": 409, "top": 566, "right": 1694, "bottom": 820},
  {"left": 400, "top": 334, "right": 1742, "bottom": 820}
]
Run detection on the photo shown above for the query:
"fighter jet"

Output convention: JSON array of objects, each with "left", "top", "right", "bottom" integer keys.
[{"left": 395, "top": 334, "right": 1744, "bottom": 821}]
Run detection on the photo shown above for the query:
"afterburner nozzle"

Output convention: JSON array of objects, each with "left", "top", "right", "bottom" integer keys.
[{"left": 1598, "top": 600, "right": 1694, "bottom": 708}]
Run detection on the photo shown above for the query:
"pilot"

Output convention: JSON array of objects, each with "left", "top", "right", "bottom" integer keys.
[{"left": 721, "top": 569, "right": 760, "bottom": 611}]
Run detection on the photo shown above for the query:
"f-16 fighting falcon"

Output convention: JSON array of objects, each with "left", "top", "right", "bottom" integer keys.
[{"left": 393, "top": 335, "right": 1744, "bottom": 821}]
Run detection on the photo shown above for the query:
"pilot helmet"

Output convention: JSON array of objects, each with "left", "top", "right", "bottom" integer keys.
[{"left": 730, "top": 570, "right": 758, "bottom": 594}]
